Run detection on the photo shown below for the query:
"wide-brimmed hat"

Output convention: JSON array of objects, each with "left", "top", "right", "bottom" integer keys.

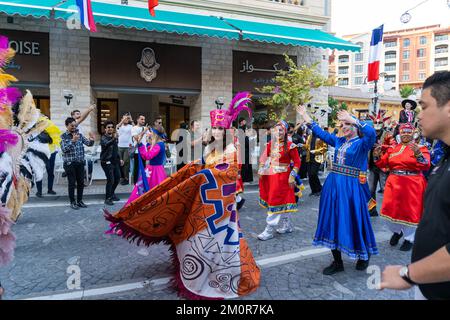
[{"left": 401, "top": 95, "right": 417, "bottom": 110}]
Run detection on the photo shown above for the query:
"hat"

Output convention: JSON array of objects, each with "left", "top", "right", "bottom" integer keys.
[
  {"left": 368, "top": 110, "right": 391, "bottom": 131},
  {"left": 399, "top": 123, "right": 415, "bottom": 135},
  {"left": 210, "top": 92, "right": 252, "bottom": 129},
  {"left": 401, "top": 95, "right": 417, "bottom": 110}
]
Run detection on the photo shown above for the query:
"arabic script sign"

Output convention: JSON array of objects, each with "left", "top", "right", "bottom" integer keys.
[{"left": 233, "top": 51, "right": 296, "bottom": 93}]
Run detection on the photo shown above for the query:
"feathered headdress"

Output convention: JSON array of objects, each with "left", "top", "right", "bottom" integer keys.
[
  {"left": 210, "top": 92, "right": 253, "bottom": 129},
  {"left": 368, "top": 109, "right": 391, "bottom": 130}
]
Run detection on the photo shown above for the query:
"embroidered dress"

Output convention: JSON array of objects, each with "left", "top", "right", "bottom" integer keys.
[
  {"left": 375, "top": 143, "right": 430, "bottom": 226},
  {"left": 310, "top": 121, "right": 378, "bottom": 260}
]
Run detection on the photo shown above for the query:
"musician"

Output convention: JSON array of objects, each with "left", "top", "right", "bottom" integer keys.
[{"left": 304, "top": 129, "right": 327, "bottom": 196}]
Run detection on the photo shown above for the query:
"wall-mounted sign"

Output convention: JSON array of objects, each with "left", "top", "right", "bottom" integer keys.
[
  {"left": 233, "top": 51, "right": 296, "bottom": 93},
  {"left": 91, "top": 38, "right": 201, "bottom": 90},
  {"left": 0, "top": 29, "right": 49, "bottom": 84}
]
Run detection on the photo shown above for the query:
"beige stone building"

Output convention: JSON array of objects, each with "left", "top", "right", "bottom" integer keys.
[{"left": 0, "top": 0, "right": 357, "bottom": 136}]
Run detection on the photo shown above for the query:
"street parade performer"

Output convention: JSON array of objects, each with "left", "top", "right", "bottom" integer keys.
[
  {"left": 104, "top": 92, "right": 260, "bottom": 299},
  {"left": 374, "top": 122, "right": 431, "bottom": 252},
  {"left": 367, "top": 110, "right": 395, "bottom": 216},
  {"left": 257, "top": 120, "right": 302, "bottom": 241},
  {"left": 297, "top": 105, "right": 378, "bottom": 275}
]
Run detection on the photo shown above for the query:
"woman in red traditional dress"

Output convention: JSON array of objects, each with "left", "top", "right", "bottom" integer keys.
[
  {"left": 374, "top": 122, "right": 431, "bottom": 251},
  {"left": 257, "top": 120, "right": 301, "bottom": 241}
]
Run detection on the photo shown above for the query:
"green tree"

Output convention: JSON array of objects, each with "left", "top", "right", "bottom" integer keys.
[
  {"left": 400, "top": 85, "right": 415, "bottom": 99},
  {"left": 257, "top": 54, "right": 330, "bottom": 121},
  {"left": 327, "top": 97, "right": 348, "bottom": 128}
]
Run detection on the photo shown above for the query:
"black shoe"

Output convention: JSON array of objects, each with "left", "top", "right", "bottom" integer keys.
[
  {"left": 237, "top": 198, "right": 245, "bottom": 211},
  {"left": 47, "top": 190, "right": 57, "bottom": 195},
  {"left": 389, "top": 232, "right": 403, "bottom": 246},
  {"left": 400, "top": 240, "right": 413, "bottom": 252},
  {"left": 36, "top": 192, "right": 43, "bottom": 198},
  {"left": 111, "top": 195, "right": 120, "bottom": 201},
  {"left": 377, "top": 189, "right": 384, "bottom": 194},
  {"left": 104, "top": 199, "right": 114, "bottom": 206},
  {"left": 77, "top": 201, "right": 87, "bottom": 208},
  {"left": 121, "top": 179, "right": 129, "bottom": 186},
  {"left": 322, "top": 261, "right": 344, "bottom": 275},
  {"left": 70, "top": 202, "right": 79, "bottom": 210},
  {"left": 356, "top": 259, "right": 370, "bottom": 271},
  {"left": 369, "top": 208, "right": 379, "bottom": 217},
  {"left": 313, "top": 192, "right": 321, "bottom": 197}
]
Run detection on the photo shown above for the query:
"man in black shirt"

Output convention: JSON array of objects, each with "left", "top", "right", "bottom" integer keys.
[
  {"left": 101, "top": 121, "right": 123, "bottom": 206},
  {"left": 380, "top": 71, "right": 450, "bottom": 299}
]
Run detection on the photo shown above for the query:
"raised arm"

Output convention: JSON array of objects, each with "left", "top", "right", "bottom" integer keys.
[
  {"left": 296, "top": 105, "right": 337, "bottom": 147},
  {"left": 76, "top": 104, "right": 96, "bottom": 125}
]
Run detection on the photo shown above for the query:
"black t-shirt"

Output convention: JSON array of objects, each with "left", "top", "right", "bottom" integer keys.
[{"left": 412, "top": 145, "right": 450, "bottom": 300}]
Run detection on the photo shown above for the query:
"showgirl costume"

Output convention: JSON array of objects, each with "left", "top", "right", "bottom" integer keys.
[{"left": 105, "top": 92, "right": 260, "bottom": 299}]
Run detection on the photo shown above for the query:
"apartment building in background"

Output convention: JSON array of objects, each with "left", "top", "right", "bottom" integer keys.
[{"left": 332, "top": 24, "right": 450, "bottom": 93}]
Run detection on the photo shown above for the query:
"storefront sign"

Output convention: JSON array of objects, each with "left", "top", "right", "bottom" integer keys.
[
  {"left": 0, "top": 29, "right": 49, "bottom": 84},
  {"left": 233, "top": 51, "right": 296, "bottom": 93},
  {"left": 91, "top": 38, "right": 201, "bottom": 90}
]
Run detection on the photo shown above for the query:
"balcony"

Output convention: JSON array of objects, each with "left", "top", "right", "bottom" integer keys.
[
  {"left": 435, "top": 58, "right": 449, "bottom": 67},
  {"left": 268, "top": 0, "right": 304, "bottom": 5},
  {"left": 435, "top": 45, "right": 449, "bottom": 58},
  {"left": 434, "top": 34, "right": 449, "bottom": 43},
  {"left": 384, "top": 51, "right": 397, "bottom": 61}
]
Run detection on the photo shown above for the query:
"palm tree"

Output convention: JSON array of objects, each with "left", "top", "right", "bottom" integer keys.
[{"left": 400, "top": 85, "right": 415, "bottom": 99}]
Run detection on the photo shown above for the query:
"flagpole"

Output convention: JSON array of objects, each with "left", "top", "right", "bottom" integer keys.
[{"left": 372, "top": 79, "right": 378, "bottom": 115}]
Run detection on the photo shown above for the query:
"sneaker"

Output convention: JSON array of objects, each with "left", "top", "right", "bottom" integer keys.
[
  {"left": 35, "top": 192, "right": 43, "bottom": 198},
  {"left": 355, "top": 259, "right": 370, "bottom": 271},
  {"left": 111, "top": 195, "right": 120, "bottom": 202},
  {"left": 400, "top": 240, "right": 413, "bottom": 252},
  {"left": 322, "top": 261, "right": 344, "bottom": 275},
  {"left": 236, "top": 198, "right": 245, "bottom": 211},
  {"left": 389, "top": 231, "right": 403, "bottom": 246},
  {"left": 276, "top": 218, "right": 293, "bottom": 234},
  {"left": 70, "top": 202, "right": 79, "bottom": 210},
  {"left": 47, "top": 190, "right": 57, "bottom": 195},
  {"left": 104, "top": 199, "right": 114, "bottom": 206},
  {"left": 77, "top": 201, "right": 88, "bottom": 208},
  {"left": 257, "top": 226, "right": 275, "bottom": 241}
]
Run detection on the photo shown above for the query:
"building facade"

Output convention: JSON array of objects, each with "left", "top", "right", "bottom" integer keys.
[
  {"left": 0, "top": 0, "right": 350, "bottom": 137},
  {"left": 333, "top": 24, "right": 450, "bottom": 93}
]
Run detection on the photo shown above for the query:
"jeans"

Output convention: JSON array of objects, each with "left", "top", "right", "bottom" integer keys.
[
  {"left": 118, "top": 147, "right": 130, "bottom": 181},
  {"left": 36, "top": 151, "right": 57, "bottom": 193},
  {"left": 101, "top": 162, "right": 121, "bottom": 200},
  {"left": 308, "top": 161, "right": 322, "bottom": 194},
  {"left": 64, "top": 161, "right": 85, "bottom": 203}
]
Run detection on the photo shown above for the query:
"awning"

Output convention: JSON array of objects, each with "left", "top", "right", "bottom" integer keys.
[{"left": 0, "top": 0, "right": 360, "bottom": 52}]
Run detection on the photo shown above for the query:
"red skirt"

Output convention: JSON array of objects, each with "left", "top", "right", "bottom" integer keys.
[
  {"left": 259, "top": 171, "right": 297, "bottom": 214},
  {"left": 380, "top": 173, "right": 427, "bottom": 226}
]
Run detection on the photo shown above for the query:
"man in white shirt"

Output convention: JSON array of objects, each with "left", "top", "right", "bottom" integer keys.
[
  {"left": 117, "top": 113, "right": 133, "bottom": 185},
  {"left": 131, "top": 114, "right": 147, "bottom": 184}
]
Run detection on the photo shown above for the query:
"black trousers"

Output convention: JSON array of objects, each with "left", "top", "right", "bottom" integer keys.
[
  {"left": 36, "top": 151, "right": 57, "bottom": 193},
  {"left": 64, "top": 162, "right": 85, "bottom": 203},
  {"left": 133, "top": 153, "right": 146, "bottom": 184},
  {"left": 101, "top": 162, "right": 121, "bottom": 200},
  {"left": 308, "top": 161, "right": 322, "bottom": 194}
]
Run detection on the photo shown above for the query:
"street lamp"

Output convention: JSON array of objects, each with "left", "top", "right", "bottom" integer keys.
[{"left": 400, "top": 0, "right": 450, "bottom": 24}]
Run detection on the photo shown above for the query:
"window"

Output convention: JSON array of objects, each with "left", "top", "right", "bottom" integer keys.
[
  {"left": 419, "top": 61, "right": 426, "bottom": 70},
  {"left": 338, "top": 67, "right": 349, "bottom": 75},
  {"left": 385, "top": 75, "right": 396, "bottom": 83},
  {"left": 384, "top": 63, "right": 396, "bottom": 71},
  {"left": 403, "top": 38, "right": 410, "bottom": 47},
  {"left": 338, "top": 55, "right": 349, "bottom": 63},
  {"left": 338, "top": 78, "right": 349, "bottom": 86},
  {"left": 402, "top": 74, "right": 410, "bottom": 81},
  {"left": 354, "top": 77, "right": 363, "bottom": 85},
  {"left": 419, "top": 73, "right": 427, "bottom": 80},
  {"left": 385, "top": 51, "right": 396, "bottom": 60},
  {"left": 97, "top": 99, "right": 118, "bottom": 135},
  {"left": 417, "top": 48, "right": 426, "bottom": 57},
  {"left": 355, "top": 52, "right": 363, "bottom": 61},
  {"left": 354, "top": 65, "right": 363, "bottom": 74},
  {"left": 385, "top": 41, "right": 397, "bottom": 47},
  {"left": 435, "top": 58, "right": 449, "bottom": 67},
  {"left": 403, "top": 50, "right": 410, "bottom": 59},
  {"left": 403, "top": 63, "right": 409, "bottom": 71},
  {"left": 420, "top": 36, "right": 427, "bottom": 45},
  {"left": 435, "top": 34, "right": 449, "bottom": 41},
  {"left": 435, "top": 45, "right": 448, "bottom": 54}
]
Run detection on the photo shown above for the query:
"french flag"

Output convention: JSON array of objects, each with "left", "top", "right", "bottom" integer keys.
[
  {"left": 75, "top": 0, "right": 97, "bottom": 32},
  {"left": 368, "top": 25, "right": 384, "bottom": 82}
]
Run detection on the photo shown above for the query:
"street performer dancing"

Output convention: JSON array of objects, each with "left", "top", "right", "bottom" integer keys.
[
  {"left": 257, "top": 120, "right": 302, "bottom": 241},
  {"left": 374, "top": 122, "right": 431, "bottom": 251},
  {"left": 104, "top": 92, "right": 260, "bottom": 299},
  {"left": 297, "top": 105, "right": 378, "bottom": 275}
]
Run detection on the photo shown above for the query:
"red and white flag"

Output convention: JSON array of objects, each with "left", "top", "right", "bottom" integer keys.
[
  {"left": 368, "top": 25, "right": 384, "bottom": 82},
  {"left": 148, "top": 0, "right": 158, "bottom": 16}
]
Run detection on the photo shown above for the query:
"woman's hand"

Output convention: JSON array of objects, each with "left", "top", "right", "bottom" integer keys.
[
  {"left": 337, "top": 110, "right": 357, "bottom": 124},
  {"left": 296, "top": 105, "right": 313, "bottom": 124}
]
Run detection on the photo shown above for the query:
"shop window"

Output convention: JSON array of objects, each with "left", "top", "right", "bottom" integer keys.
[
  {"left": 159, "top": 103, "right": 189, "bottom": 140},
  {"left": 97, "top": 99, "right": 118, "bottom": 135}
]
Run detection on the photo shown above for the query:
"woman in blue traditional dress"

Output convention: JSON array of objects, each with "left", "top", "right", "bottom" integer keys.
[{"left": 297, "top": 105, "right": 378, "bottom": 275}]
